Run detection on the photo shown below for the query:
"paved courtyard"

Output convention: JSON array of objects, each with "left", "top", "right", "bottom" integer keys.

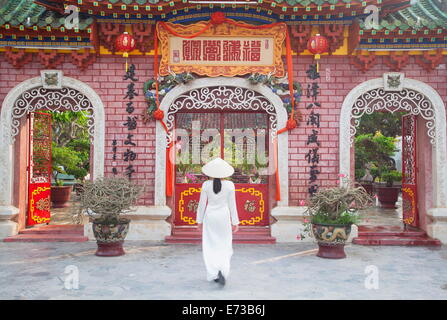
[{"left": 0, "top": 241, "right": 446, "bottom": 300}]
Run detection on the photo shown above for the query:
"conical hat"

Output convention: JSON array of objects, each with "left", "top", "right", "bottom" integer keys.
[{"left": 201, "top": 157, "right": 234, "bottom": 178}]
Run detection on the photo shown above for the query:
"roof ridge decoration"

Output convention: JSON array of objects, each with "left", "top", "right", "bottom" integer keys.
[{"left": 0, "top": 0, "right": 446, "bottom": 52}]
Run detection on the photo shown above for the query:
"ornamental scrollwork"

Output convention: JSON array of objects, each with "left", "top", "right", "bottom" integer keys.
[
  {"left": 351, "top": 88, "right": 435, "bottom": 145},
  {"left": 166, "top": 86, "right": 278, "bottom": 145},
  {"left": 11, "top": 87, "right": 95, "bottom": 141}
]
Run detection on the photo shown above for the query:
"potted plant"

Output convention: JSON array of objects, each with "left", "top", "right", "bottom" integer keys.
[
  {"left": 302, "top": 180, "right": 373, "bottom": 259},
  {"left": 51, "top": 177, "right": 72, "bottom": 208},
  {"left": 376, "top": 169, "right": 402, "bottom": 208},
  {"left": 74, "top": 176, "right": 143, "bottom": 257},
  {"left": 50, "top": 111, "right": 90, "bottom": 207},
  {"left": 51, "top": 142, "right": 89, "bottom": 208}
]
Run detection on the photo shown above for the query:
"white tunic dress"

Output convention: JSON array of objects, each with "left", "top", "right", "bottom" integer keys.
[{"left": 196, "top": 180, "right": 240, "bottom": 281}]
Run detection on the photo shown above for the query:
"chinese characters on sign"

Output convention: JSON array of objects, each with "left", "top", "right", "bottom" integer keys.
[
  {"left": 181, "top": 39, "right": 263, "bottom": 62},
  {"left": 112, "top": 64, "right": 139, "bottom": 179},
  {"left": 157, "top": 21, "right": 286, "bottom": 77},
  {"left": 305, "top": 63, "right": 322, "bottom": 197}
]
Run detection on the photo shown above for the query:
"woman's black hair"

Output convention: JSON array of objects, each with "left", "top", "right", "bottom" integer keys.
[{"left": 213, "top": 178, "right": 222, "bottom": 194}]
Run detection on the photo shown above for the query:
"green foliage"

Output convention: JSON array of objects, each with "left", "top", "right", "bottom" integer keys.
[
  {"left": 51, "top": 111, "right": 90, "bottom": 146},
  {"left": 50, "top": 110, "right": 90, "bottom": 181},
  {"left": 354, "top": 132, "right": 398, "bottom": 182},
  {"left": 355, "top": 168, "right": 365, "bottom": 181},
  {"left": 356, "top": 112, "right": 406, "bottom": 137},
  {"left": 144, "top": 72, "right": 195, "bottom": 118},
  {"left": 310, "top": 210, "right": 361, "bottom": 225},
  {"left": 380, "top": 169, "right": 402, "bottom": 187},
  {"left": 52, "top": 142, "right": 88, "bottom": 181}
]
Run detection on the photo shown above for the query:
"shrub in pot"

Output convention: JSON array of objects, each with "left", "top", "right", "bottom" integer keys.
[
  {"left": 302, "top": 180, "right": 373, "bottom": 259},
  {"left": 74, "top": 177, "right": 143, "bottom": 257},
  {"left": 376, "top": 170, "right": 402, "bottom": 209},
  {"left": 51, "top": 179, "right": 72, "bottom": 208}
]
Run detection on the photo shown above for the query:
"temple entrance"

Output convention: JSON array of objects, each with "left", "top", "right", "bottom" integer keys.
[
  {"left": 339, "top": 77, "right": 443, "bottom": 246},
  {"left": 163, "top": 83, "right": 283, "bottom": 243},
  {"left": 1, "top": 75, "right": 105, "bottom": 242},
  {"left": 26, "top": 109, "right": 92, "bottom": 228},
  {"left": 173, "top": 111, "right": 270, "bottom": 227}
]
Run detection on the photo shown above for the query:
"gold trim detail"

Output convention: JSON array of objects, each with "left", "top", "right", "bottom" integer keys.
[
  {"left": 30, "top": 186, "right": 51, "bottom": 223},
  {"left": 178, "top": 187, "right": 265, "bottom": 225},
  {"left": 157, "top": 20, "right": 286, "bottom": 77},
  {"left": 402, "top": 187, "right": 415, "bottom": 225}
]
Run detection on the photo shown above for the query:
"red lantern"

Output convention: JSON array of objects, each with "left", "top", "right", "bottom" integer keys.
[
  {"left": 307, "top": 34, "right": 329, "bottom": 72},
  {"left": 116, "top": 32, "right": 136, "bottom": 72}
]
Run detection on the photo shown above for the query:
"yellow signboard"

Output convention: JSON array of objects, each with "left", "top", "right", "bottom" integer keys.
[{"left": 157, "top": 20, "right": 286, "bottom": 77}]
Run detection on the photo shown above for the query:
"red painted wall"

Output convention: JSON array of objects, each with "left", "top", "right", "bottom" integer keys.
[{"left": 0, "top": 54, "right": 446, "bottom": 208}]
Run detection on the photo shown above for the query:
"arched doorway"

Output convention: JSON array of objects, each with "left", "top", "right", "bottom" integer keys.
[
  {"left": 0, "top": 73, "right": 105, "bottom": 237},
  {"left": 154, "top": 77, "right": 288, "bottom": 242},
  {"left": 339, "top": 75, "right": 447, "bottom": 243}
]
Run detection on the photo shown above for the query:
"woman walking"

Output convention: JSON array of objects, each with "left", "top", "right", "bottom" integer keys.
[{"left": 196, "top": 157, "right": 240, "bottom": 286}]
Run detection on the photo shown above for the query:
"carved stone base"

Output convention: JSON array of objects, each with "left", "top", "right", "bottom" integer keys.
[
  {"left": 0, "top": 206, "right": 19, "bottom": 239},
  {"left": 95, "top": 241, "right": 125, "bottom": 257},
  {"left": 317, "top": 243, "right": 346, "bottom": 259}
]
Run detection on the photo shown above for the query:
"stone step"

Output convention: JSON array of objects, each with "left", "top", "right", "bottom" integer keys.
[
  {"left": 358, "top": 231, "right": 426, "bottom": 237},
  {"left": 165, "top": 236, "right": 276, "bottom": 244},
  {"left": 352, "top": 236, "right": 441, "bottom": 246},
  {"left": 166, "top": 226, "right": 276, "bottom": 244},
  {"left": 3, "top": 234, "right": 88, "bottom": 242},
  {"left": 20, "top": 225, "right": 83, "bottom": 235}
]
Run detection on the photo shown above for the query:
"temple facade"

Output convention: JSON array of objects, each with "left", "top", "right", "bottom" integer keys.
[{"left": 0, "top": 0, "right": 446, "bottom": 244}]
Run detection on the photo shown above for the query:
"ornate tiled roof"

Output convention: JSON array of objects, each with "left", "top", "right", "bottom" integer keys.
[
  {"left": 358, "top": 0, "right": 447, "bottom": 50},
  {"left": 360, "top": 0, "right": 447, "bottom": 31},
  {"left": 0, "top": 0, "right": 92, "bottom": 30},
  {"left": 0, "top": 0, "right": 445, "bottom": 50}
]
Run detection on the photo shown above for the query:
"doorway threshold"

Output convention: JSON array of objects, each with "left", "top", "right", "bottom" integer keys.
[
  {"left": 166, "top": 226, "right": 276, "bottom": 244},
  {"left": 352, "top": 225, "right": 441, "bottom": 246},
  {"left": 3, "top": 224, "right": 88, "bottom": 242}
]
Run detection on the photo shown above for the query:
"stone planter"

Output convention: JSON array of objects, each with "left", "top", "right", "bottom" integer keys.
[
  {"left": 376, "top": 186, "right": 400, "bottom": 209},
  {"left": 92, "top": 219, "right": 130, "bottom": 257},
  {"left": 51, "top": 186, "right": 72, "bottom": 208},
  {"left": 312, "top": 223, "right": 352, "bottom": 259}
]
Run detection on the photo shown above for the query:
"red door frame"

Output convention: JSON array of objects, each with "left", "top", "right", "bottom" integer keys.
[
  {"left": 173, "top": 110, "right": 271, "bottom": 227},
  {"left": 26, "top": 111, "right": 52, "bottom": 226},
  {"left": 402, "top": 114, "right": 419, "bottom": 228}
]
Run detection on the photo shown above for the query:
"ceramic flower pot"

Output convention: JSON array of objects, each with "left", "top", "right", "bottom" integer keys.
[
  {"left": 312, "top": 223, "right": 352, "bottom": 259},
  {"left": 360, "top": 183, "right": 374, "bottom": 196},
  {"left": 50, "top": 186, "right": 72, "bottom": 208},
  {"left": 92, "top": 220, "right": 130, "bottom": 257},
  {"left": 376, "top": 186, "right": 400, "bottom": 209}
]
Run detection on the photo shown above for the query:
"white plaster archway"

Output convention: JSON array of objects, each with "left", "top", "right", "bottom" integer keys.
[
  {"left": 0, "top": 75, "right": 105, "bottom": 209},
  {"left": 155, "top": 77, "right": 289, "bottom": 207},
  {"left": 339, "top": 77, "right": 447, "bottom": 208}
]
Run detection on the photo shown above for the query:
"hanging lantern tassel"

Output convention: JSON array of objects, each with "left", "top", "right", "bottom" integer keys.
[
  {"left": 307, "top": 34, "right": 329, "bottom": 73},
  {"left": 315, "top": 53, "right": 320, "bottom": 73},
  {"left": 123, "top": 52, "right": 129, "bottom": 72},
  {"left": 116, "top": 32, "right": 136, "bottom": 72}
]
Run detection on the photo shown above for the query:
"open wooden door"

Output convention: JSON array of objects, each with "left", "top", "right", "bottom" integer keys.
[
  {"left": 27, "top": 112, "right": 52, "bottom": 226},
  {"left": 173, "top": 112, "right": 270, "bottom": 227},
  {"left": 401, "top": 114, "right": 418, "bottom": 228}
]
